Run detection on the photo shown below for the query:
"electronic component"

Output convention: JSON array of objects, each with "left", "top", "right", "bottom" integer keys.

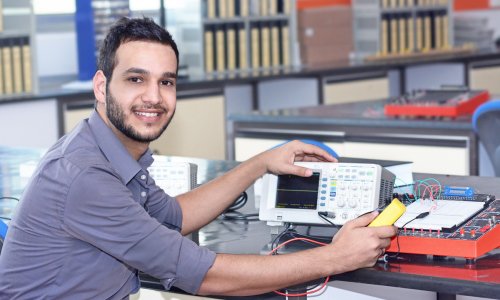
[
  {"left": 387, "top": 196, "right": 499, "bottom": 259},
  {"left": 384, "top": 89, "right": 490, "bottom": 118},
  {"left": 443, "top": 186, "right": 474, "bottom": 198},
  {"left": 369, "top": 198, "right": 406, "bottom": 227},
  {"left": 259, "top": 162, "right": 395, "bottom": 226},
  {"left": 148, "top": 157, "right": 198, "bottom": 196}
]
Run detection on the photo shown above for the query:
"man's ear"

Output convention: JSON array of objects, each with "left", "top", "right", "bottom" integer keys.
[{"left": 93, "top": 70, "right": 107, "bottom": 106}]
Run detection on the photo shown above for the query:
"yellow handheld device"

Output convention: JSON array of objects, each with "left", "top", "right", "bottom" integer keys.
[{"left": 368, "top": 198, "right": 406, "bottom": 227}]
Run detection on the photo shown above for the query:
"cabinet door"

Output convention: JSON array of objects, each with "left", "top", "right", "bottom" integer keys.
[
  {"left": 344, "top": 141, "right": 469, "bottom": 176},
  {"left": 235, "top": 137, "right": 344, "bottom": 162},
  {"left": 323, "top": 77, "right": 389, "bottom": 105},
  {"left": 470, "top": 65, "right": 500, "bottom": 96},
  {"left": 151, "top": 95, "right": 226, "bottom": 160}
]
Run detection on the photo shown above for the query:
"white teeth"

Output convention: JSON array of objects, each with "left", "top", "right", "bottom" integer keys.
[{"left": 136, "top": 112, "right": 158, "bottom": 117}]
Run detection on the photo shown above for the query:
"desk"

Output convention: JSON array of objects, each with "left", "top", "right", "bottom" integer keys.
[{"left": 0, "top": 147, "right": 498, "bottom": 299}]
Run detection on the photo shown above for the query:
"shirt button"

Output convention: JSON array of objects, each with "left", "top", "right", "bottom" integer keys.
[
  {"left": 140, "top": 174, "right": 146, "bottom": 180},
  {"left": 141, "top": 191, "right": 147, "bottom": 197}
]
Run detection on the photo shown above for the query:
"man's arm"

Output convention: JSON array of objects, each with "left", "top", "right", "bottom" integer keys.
[
  {"left": 176, "top": 140, "right": 336, "bottom": 235},
  {"left": 198, "top": 212, "right": 397, "bottom": 296}
]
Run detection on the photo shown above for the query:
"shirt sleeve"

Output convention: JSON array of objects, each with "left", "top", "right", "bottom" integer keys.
[{"left": 61, "top": 165, "right": 216, "bottom": 294}]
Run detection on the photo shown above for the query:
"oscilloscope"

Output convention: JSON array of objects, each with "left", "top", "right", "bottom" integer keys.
[{"left": 259, "top": 162, "right": 396, "bottom": 226}]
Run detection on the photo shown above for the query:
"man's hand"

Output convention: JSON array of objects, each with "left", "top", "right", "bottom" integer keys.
[
  {"left": 326, "top": 211, "right": 398, "bottom": 273},
  {"left": 258, "top": 140, "right": 337, "bottom": 177}
]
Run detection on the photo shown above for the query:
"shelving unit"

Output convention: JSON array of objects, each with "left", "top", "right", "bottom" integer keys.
[
  {"left": 353, "top": 0, "right": 455, "bottom": 60},
  {"left": 0, "top": 0, "right": 37, "bottom": 96},
  {"left": 200, "top": 0, "right": 297, "bottom": 75}
]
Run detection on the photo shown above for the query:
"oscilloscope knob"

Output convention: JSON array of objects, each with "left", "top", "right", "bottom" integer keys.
[
  {"left": 348, "top": 199, "right": 357, "bottom": 208},
  {"left": 337, "top": 198, "right": 346, "bottom": 207}
]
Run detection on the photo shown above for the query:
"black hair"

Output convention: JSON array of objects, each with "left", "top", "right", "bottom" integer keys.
[{"left": 97, "top": 17, "right": 179, "bottom": 83}]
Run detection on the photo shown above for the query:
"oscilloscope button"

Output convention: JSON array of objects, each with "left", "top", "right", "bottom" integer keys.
[
  {"left": 337, "top": 199, "right": 346, "bottom": 207},
  {"left": 348, "top": 199, "right": 357, "bottom": 208}
]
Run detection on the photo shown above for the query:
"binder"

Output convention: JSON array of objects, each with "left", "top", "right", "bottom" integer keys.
[
  {"left": 271, "top": 24, "right": 280, "bottom": 67},
  {"left": 269, "top": 0, "right": 277, "bottom": 15},
  {"left": 382, "top": 0, "right": 390, "bottom": 8},
  {"left": 283, "top": 0, "right": 291, "bottom": 15},
  {"left": 12, "top": 39, "right": 22, "bottom": 94},
  {"left": 218, "top": 0, "right": 227, "bottom": 18},
  {"left": 416, "top": 16, "right": 423, "bottom": 51},
  {"left": 240, "top": 0, "right": 249, "bottom": 17},
  {"left": 21, "top": 37, "right": 31, "bottom": 93},
  {"left": 390, "top": 0, "right": 397, "bottom": 7},
  {"left": 442, "top": 14, "right": 449, "bottom": 48},
  {"left": 260, "top": 0, "right": 269, "bottom": 16},
  {"left": 204, "top": 29, "right": 214, "bottom": 72},
  {"left": 216, "top": 27, "right": 226, "bottom": 72},
  {"left": 399, "top": 16, "right": 406, "bottom": 53},
  {"left": 2, "top": 39, "right": 13, "bottom": 94},
  {"left": 390, "top": 17, "right": 398, "bottom": 53},
  {"left": 238, "top": 25, "right": 248, "bottom": 69},
  {"left": 407, "top": 16, "right": 414, "bottom": 52},
  {"left": 381, "top": 18, "right": 388, "bottom": 55},
  {"left": 251, "top": 25, "right": 260, "bottom": 68},
  {"left": 261, "top": 25, "right": 270, "bottom": 68},
  {"left": 424, "top": 13, "right": 431, "bottom": 50},
  {"left": 398, "top": 0, "right": 405, "bottom": 7},
  {"left": 207, "top": 0, "right": 216, "bottom": 18},
  {"left": 227, "top": 26, "right": 236, "bottom": 71},
  {"left": 281, "top": 23, "right": 290, "bottom": 66},
  {"left": 434, "top": 14, "right": 442, "bottom": 49},
  {"left": 227, "top": 0, "right": 235, "bottom": 18}
]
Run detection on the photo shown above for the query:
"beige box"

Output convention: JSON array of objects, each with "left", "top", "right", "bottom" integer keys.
[
  {"left": 300, "top": 44, "right": 353, "bottom": 65},
  {"left": 297, "top": 6, "right": 352, "bottom": 29},
  {"left": 298, "top": 26, "right": 353, "bottom": 47}
]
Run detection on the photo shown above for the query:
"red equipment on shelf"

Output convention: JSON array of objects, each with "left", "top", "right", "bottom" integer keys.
[{"left": 384, "top": 89, "right": 490, "bottom": 118}]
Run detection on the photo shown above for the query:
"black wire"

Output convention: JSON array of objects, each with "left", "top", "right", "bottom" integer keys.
[
  {"left": 0, "top": 216, "right": 11, "bottom": 221},
  {"left": 385, "top": 212, "right": 430, "bottom": 260},
  {"left": 0, "top": 197, "right": 20, "bottom": 202},
  {"left": 220, "top": 211, "right": 259, "bottom": 222},
  {"left": 224, "top": 192, "right": 248, "bottom": 213}
]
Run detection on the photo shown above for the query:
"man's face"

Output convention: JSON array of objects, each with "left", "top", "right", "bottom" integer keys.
[{"left": 104, "top": 41, "right": 177, "bottom": 144}]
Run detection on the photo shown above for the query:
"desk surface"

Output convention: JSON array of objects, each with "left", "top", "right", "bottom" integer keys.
[{"left": 0, "top": 147, "right": 498, "bottom": 299}]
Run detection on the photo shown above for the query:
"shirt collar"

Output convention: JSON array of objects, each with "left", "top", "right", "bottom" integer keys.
[{"left": 88, "top": 110, "right": 154, "bottom": 184}]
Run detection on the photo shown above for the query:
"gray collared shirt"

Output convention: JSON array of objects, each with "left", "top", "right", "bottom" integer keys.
[{"left": 0, "top": 111, "right": 216, "bottom": 299}]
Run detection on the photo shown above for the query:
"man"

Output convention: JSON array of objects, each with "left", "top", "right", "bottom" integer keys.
[{"left": 0, "top": 17, "right": 396, "bottom": 298}]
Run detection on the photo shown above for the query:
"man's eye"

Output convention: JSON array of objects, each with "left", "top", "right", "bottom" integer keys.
[
  {"left": 128, "top": 77, "right": 142, "bottom": 83},
  {"left": 161, "top": 80, "right": 174, "bottom": 86}
]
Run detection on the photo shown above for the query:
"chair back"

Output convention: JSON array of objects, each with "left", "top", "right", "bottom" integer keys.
[{"left": 472, "top": 100, "right": 500, "bottom": 176}]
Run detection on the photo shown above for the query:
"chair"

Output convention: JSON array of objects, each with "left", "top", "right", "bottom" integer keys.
[
  {"left": 0, "top": 219, "right": 7, "bottom": 254},
  {"left": 472, "top": 100, "right": 500, "bottom": 176}
]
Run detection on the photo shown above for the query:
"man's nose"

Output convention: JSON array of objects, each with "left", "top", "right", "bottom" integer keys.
[{"left": 141, "top": 82, "right": 162, "bottom": 104}]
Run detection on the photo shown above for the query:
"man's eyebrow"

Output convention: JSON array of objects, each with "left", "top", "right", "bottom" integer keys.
[
  {"left": 123, "top": 67, "right": 149, "bottom": 75},
  {"left": 123, "top": 68, "right": 177, "bottom": 79},
  {"left": 162, "top": 72, "right": 177, "bottom": 79}
]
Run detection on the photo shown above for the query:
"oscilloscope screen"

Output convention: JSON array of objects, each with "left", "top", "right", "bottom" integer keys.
[{"left": 275, "top": 172, "right": 321, "bottom": 210}]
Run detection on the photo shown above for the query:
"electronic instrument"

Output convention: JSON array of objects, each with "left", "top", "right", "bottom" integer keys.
[
  {"left": 384, "top": 89, "right": 490, "bottom": 118},
  {"left": 148, "top": 156, "right": 198, "bottom": 196},
  {"left": 387, "top": 194, "right": 499, "bottom": 259},
  {"left": 259, "top": 162, "right": 395, "bottom": 226}
]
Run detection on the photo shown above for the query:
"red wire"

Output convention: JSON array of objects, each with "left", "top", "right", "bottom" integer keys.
[{"left": 268, "top": 237, "right": 330, "bottom": 297}]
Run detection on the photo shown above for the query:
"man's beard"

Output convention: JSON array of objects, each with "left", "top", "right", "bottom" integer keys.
[{"left": 105, "top": 90, "right": 173, "bottom": 143}]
